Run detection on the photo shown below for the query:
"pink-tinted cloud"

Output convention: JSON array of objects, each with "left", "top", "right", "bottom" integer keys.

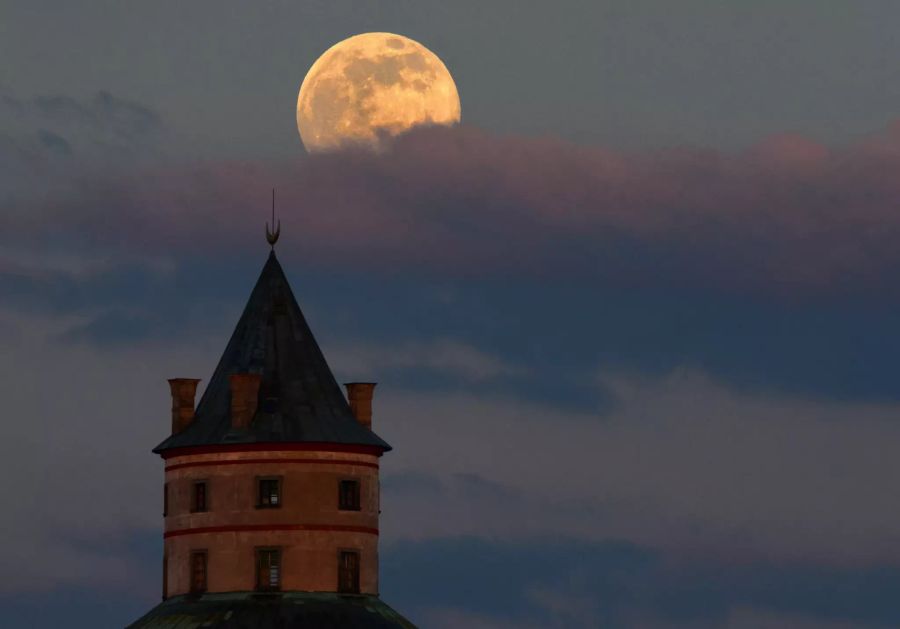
[{"left": 14, "top": 122, "right": 900, "bottom": 295}]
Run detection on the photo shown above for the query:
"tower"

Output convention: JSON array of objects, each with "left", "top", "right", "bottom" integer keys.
[{"left": 128, "top": 250, "right": 416, "bottom": 627}]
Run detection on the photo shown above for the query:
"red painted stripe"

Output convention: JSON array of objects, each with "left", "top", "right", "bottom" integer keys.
[
  {"left": 166, "top": 457, "right": 380, "bottom": 472},
  {"left": 164, "top": 524, "right": 379, "bottom": 539},
  {"left": 160, "top": 442, "right": 385, "bottom": 460}
]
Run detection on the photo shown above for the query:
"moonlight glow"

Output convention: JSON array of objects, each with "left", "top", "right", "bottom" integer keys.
[{"left": 297, "top": 32, "right": 461, "bottom": 152}]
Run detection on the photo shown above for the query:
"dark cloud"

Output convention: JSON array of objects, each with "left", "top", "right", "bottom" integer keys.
[
  {"left": 281, "top": 124, "right": 900, "bottom": 297},
  {"left": 376, "top": 379, "right": 900, "bottom": 567},
  {"left": 58, "top": 309, "right": 161, "bottom": 346},
  {"left": 24, "top": 90, "right": 161, "bottom": 143},
  {"left": 0, "top": 531, "right": 159, "bottom": 628},
  {"left": 11, "top": 123, "right": 900, "bottom": 301},
  {"left": 0, "top": 89, "right": 164, "bottom": 206},
  {"left": 382, "top": 537, "right": 900, "bottom": 629},
  {"left": 8, "top": 119, "right": 900, "bottom": 402},
  {"left": 37, "top": 129, "right": 72, "bottom": 155}
]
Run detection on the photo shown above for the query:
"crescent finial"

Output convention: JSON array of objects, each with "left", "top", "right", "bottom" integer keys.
[{"left": 266, "top": 188, "right": 281, "bottom": 248}]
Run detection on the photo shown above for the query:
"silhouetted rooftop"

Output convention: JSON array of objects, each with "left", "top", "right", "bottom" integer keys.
[
  {"left": 153, "top": 252, "right": 391, "bottom": 454},
  {"left": 127, "top": 592, "right": 417, "bottom": 628}
]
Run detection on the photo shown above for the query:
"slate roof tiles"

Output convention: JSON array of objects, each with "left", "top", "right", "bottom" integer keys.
[{"left": 153, "top": 252, "right": 391, "bottom": 454}]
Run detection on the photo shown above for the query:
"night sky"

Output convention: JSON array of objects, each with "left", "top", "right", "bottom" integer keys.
[{"left": 3, "top": 2, "right": 900, "bottom": 628}]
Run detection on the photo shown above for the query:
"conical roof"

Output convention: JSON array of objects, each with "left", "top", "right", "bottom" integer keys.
[{"left": 154, "top": 252, "right": 390, "bottom": 454}]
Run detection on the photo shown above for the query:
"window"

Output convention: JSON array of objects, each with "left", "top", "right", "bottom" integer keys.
[
  {"left": 257, "top": 478, "right": 281, "bottom": 508},
  {"left": 163, "top": 482, "right": 169, "bottom": 517},
  {"left": 339, "top": 479, "right": 361, "bottom": 511},
  {"left": 191, "top": 481, "right": 208, "bottom": 512},
  {"left": 190, "top": 551, "right": 207, "bottom": 594},
  {"left": 256, "top": 548, "right": 281, "bottom": 591},
  {"left": 338, "top": 550, "right": 360, "bottom": 594},
  {"left": 162, "top": 555, "right": 168, "bottom": 600}
]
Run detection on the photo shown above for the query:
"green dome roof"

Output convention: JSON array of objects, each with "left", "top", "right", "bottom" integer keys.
[{"left": 128, "top": 592, "right": 417, "bottom": 628}]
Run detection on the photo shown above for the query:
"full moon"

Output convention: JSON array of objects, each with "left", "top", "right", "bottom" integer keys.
[{"left": 297, "top": 32, "right": 461, "bottom": 153}]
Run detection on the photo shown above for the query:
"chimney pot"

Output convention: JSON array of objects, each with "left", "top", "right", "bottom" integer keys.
[
  {"left": 229, "top": 373, "right": 262, "bottom": 429},
  {"left": 344, "top": 382, "right": 376, "bottom": 430},
  {"left": 168, "top": 378, "right": 201, "bottom": 434}
]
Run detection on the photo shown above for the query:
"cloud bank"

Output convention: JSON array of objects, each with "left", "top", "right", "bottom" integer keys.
[
  {"left": 377, "top": 368, "right": 900, "bottom": 567},
  {"left": 5, "top": 110, "right": 900, "bottom": 296}
]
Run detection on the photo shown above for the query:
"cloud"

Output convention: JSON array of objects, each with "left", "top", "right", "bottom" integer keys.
[
  {"left": 0, "top": 245, "right": 175, "bottom": 283},
  {"left": 376, "top": 367, "right": 900, "bottom": 566},
  {"left": 0, "top": 88, "right": 165, "bottom": 212},
  {"left": 328, "top": 338, "right": 525, "bottom": 382},
  {"left": 382, "top": 537, "right": 900, "bottom": 629},
  {"left": 725, "top": 608, "right": 873, "bottom": 629},
  {"left": 0, "top": 307, "right": 208, "bottom": 593},
  {"left": 1, "top": 89, "right": 161, "bottom": 147},
  {"left": 416, "top": 608, "right": 549, "bottom": 629},
  {"left": 8, "top": 121, "right": 900, "bottom": 299},
  {"left": 37, "top": 129, "right": 72, "bottom": 156}
]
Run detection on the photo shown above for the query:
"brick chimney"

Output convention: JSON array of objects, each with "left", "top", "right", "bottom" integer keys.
[
  {"left": 344, "top": 382, "right": 376, "bottom": 430},
  {"left": 229, "top": 373, "right": 262, "bottom": 429},
  {"left": 168, "top": 378, "right": 201, "bottom": 434}
]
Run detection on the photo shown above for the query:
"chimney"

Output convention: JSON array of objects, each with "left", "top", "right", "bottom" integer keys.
[
  {"left": 168, "top": 378, "right": 201, "bottom": 434},
  {"left": 229, "top": 373, "right": 262, "bottom": 429},
  {"left": 344, "top": 382, "right": 376, "bottom": 430}
]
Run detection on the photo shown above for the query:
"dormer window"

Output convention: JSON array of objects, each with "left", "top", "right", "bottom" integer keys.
[
  {"left": 191, "top": 481, "right": 208, "bottom": 512},
  {"left": 257, "top": 477, "right": 281, "bottom": 508},
  {"left": 339, "top": 479, "right": 361, "bottom": 511}
]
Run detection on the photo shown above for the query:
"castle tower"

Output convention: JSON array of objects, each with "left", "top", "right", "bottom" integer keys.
[{"left": 129, "top": 251, "right": 415, "bottom": 627}]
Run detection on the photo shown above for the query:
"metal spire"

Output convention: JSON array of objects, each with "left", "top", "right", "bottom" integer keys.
[{"left": 266, "top": 188, "right": 281, "bottom": 249}]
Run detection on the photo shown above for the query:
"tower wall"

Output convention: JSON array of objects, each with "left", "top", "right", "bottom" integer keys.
[{"left": 162, "top": 448, "right": 381, "bottom": 596}]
